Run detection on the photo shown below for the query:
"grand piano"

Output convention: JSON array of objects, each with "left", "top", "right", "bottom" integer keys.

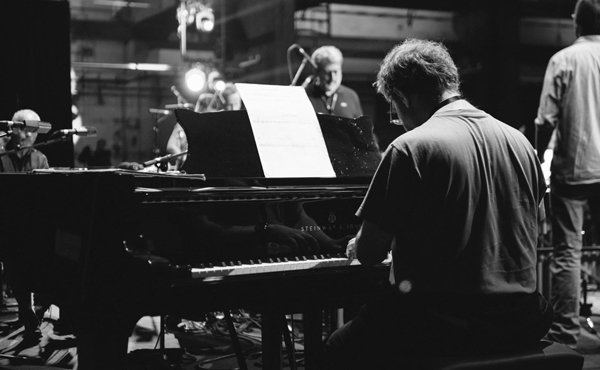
[{"left": 0, "top": 109, "right": 393, "bottom": 370}]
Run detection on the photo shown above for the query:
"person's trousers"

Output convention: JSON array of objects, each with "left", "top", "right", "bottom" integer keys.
[
  {"left": 547, "top": 182, "right": 600, "bottom": 346},
  {"left": 321, "top": 290, "right": 551, "bottom": 370}
]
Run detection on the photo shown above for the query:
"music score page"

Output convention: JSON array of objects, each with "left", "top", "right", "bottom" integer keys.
[{"left": 236, "top": 83, "right": 336, "bottom": 178}]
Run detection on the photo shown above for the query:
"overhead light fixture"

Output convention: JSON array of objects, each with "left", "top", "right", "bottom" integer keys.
[
  {"left": 185, "top": 64, "right": 207, "bottom": 92},
  {"left": 177, "top": 0, "right": 215, "bottom": 58},
  {"left": 196, "top": 8, "right": 215, "bottom": 32},
  {"left": 93, "top": 0, "right": 150, "bottom": 9}
]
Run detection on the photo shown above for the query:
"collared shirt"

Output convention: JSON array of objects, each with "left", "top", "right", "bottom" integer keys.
[{"left": 535, "top": 35, "right": 600, "bottom": 185}]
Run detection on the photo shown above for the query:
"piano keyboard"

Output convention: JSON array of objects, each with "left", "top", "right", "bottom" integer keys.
[{"left": 190, "top": 254, "right": 362, "bottom": 279}]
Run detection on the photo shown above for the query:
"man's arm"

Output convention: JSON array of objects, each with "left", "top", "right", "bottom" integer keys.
[
  {"left": 355, "top": 219, "right": 394, "bottom": 266},
  {"left": 535, "top": 122, "right": 555, "bottom": 163},
  {"left": 534, "top": 58, "right": 562, "bottom": 162}
]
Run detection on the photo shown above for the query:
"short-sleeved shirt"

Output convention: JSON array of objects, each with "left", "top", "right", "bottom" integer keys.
[
  {"left": 357, "top": 100, "right": 546, "bottom": 295},
  {"left": 535, "top": 35, "right": 600, "bottom": 185},
  {"left": 305, "top": 83, "right": 363, "bottom": 118}
]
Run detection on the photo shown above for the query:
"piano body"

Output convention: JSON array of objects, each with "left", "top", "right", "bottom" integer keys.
[{"left": 0, "top": 109, "right": 392, "bottom": 370}]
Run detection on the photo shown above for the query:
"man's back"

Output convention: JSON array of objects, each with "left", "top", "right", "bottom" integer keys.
[{"left": 368, "top": 100, "right": 545, "bottom": 295}]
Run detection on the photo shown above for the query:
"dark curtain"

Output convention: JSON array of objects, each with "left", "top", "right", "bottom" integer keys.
[{"left": 0, "top": 0, "right": 73, "bottom": 167}]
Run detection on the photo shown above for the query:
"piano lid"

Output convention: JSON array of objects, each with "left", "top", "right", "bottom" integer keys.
[{"left": 174, "top": 109, "right": 382, "bottom": 182}]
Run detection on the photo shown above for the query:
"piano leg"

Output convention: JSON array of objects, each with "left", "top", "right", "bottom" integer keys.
[
  {"left": 303, "top": 309, "right": 324, "bottom": 370},
  {"left": 261, "top": 308, "right": 284, "bottom": 370},
  {"left": 75, "top": 329, "right": 129, "bottom": 370},
  {"left": 67, "top": 301, "right": 137, "bottom": 370}
]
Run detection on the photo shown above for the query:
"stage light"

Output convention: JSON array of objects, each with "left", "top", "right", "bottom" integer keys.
[
  {"left": 207, "top": 71, "right": 225, "bottom": 92},
  {"left": 213, "top": 79, "right": 226, "bottom": 92},
  {"left": 185, "top": 66, "right": 206, "bottom": 92},
  {"left": 196, "top": 8, "right": 214, "bottom": 32},
  {"left": 177, "top": 1, "right": 215, "bottom": 58}
]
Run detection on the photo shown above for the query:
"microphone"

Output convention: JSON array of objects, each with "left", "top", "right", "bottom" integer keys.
[
  {"left": 171, "top": 86, "right": 189, "bottom": 104},
  {"left": 0, "top": 120, "right": 52, "bottom": 134},
  {"left": 149, "top": 108, "right": 171, "bottom": 116},
  {"left": 59, "top": 126, "right": 98, "bottom": 137},
  {"left": 292, "top": 44, "right": 317, "bottom": 69}
]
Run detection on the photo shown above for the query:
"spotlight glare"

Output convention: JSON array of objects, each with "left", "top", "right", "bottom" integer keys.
[
  {"left": 202, "top": 18, "right": 214, "bottom": 32},
  {"left": 196, "top": 9, "right": 215, "bottom": 32},
  {"left": 185, "top": 68, "right": 206, "bottom": 92},
  {"left": 213, "top": 79, "right": 226, "bottom": 92}
]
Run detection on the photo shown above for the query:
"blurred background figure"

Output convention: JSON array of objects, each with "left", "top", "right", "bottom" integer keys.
[
  {"left": 303, "top": 45, "right": 363, "bottom": 119},
  {"left": 167, "top": 83, "right": 242, "bottom": 171},
  {"left": 220, "top": 83, "right": 243, "bottom": 111},
  {"left": 78, "top": 138, "right": 112, "bottom": 168}
]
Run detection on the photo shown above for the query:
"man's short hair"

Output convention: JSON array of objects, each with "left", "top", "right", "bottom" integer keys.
[
  {"left": 311, "top": 45, "right": 343, "bottom": 68},
  {"left": 12, "top": 109, "right": 40, "bottom": 122},
  {"left": 575, "top": 0, "right": 600, "bottom": 35},
  {"left": 375, "top": 39, "right": 460, "bottom": 103}
]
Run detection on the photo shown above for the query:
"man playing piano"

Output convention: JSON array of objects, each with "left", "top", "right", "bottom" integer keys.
[{"left": 321, "top": 39, "right": 553, "bottom": 369}]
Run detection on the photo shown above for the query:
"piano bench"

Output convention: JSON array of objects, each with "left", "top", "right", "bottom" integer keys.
[{"left": 415, "top": 341, "right": 583, "bottom": 370}]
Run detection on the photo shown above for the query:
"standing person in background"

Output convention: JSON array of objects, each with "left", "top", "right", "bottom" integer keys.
[
  {"left": 304, "top": 45, "right": 363, "bottom": 119},
  {"left": 535, "top": 0, "right": 600, "bottom": 349},
  {"left": 321, "top": 38, "right": 552, "bottom": 369}
]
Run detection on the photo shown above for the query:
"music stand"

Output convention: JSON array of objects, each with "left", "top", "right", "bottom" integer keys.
[{"left": 174, "top": 109, "right": 381, "bottom": 178}]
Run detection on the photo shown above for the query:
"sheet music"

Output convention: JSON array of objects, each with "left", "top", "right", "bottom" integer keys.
[{"left": 235, "top": 83, "right": 336, "bottom": 178}]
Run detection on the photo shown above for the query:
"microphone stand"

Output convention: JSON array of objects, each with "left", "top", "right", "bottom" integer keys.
[
  {"left": 0, "top": 134, "right": 72, "bottom": 157},
  {"left": 291, "top": 58, "right": 310, "bottom": 86},
  {"left": 287, "top": 43, "right": 313, "bottom": 86},
  {"left": 142, "top": 150, "right": 188, "bottom": 168}
]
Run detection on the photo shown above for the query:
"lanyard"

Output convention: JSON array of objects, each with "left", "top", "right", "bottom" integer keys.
[{"left": 321, "top": 93, "right": 338, "bottom": 114}]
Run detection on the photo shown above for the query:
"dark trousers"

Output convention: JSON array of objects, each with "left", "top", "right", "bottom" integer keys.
[{"left": 321, "top": 289, "right": 552, "bottom": 370}]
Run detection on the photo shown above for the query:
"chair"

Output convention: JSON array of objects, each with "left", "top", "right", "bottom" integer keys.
[{"left": 418, "top": 340, "right": 583, "bottom": 370}]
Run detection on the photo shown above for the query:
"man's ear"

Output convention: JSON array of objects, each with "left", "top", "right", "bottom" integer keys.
[{"left": 392, "top": 87, "right": 410, "bottom": 108}]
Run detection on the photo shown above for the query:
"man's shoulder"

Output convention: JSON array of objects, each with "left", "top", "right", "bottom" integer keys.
[
  {"left": 29, "top": 148, "right": 49, "bottom": 166},
  {"left": 553, "top": 36, "right": 600, "bottom": 60},
  {"left": 337, "top": 84, "right": 359, "bottom": 97},
  {"left": 29, "top": 148, "right": 47, "bottom": 156}
]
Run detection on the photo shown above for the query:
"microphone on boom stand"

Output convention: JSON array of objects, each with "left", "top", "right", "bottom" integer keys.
[
  {"left": 288, "top": 43, "right": 317, "bottom": 86},
  {"left": 0, "top": 120, "right": 52, "bottom": 138}
]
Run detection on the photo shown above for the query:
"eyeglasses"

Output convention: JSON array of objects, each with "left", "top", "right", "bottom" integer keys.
[{"left": 389, "top": 101, "right": 403, "bottom": 126}]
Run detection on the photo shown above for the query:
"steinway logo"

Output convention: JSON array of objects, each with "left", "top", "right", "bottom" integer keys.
[
  {"left": 300, "top": 223, "right": 361, "bottom": 232},
  {"left": 300, "top": 211, "right": 360, "bottom": 231},
  {"left": 328, "top": 211, "right": 336, "bottom": 223}
]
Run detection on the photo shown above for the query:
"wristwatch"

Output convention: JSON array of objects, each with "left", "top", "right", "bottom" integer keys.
[{"left": 254, "top": 221, "right": 269, "bottom": 241}]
